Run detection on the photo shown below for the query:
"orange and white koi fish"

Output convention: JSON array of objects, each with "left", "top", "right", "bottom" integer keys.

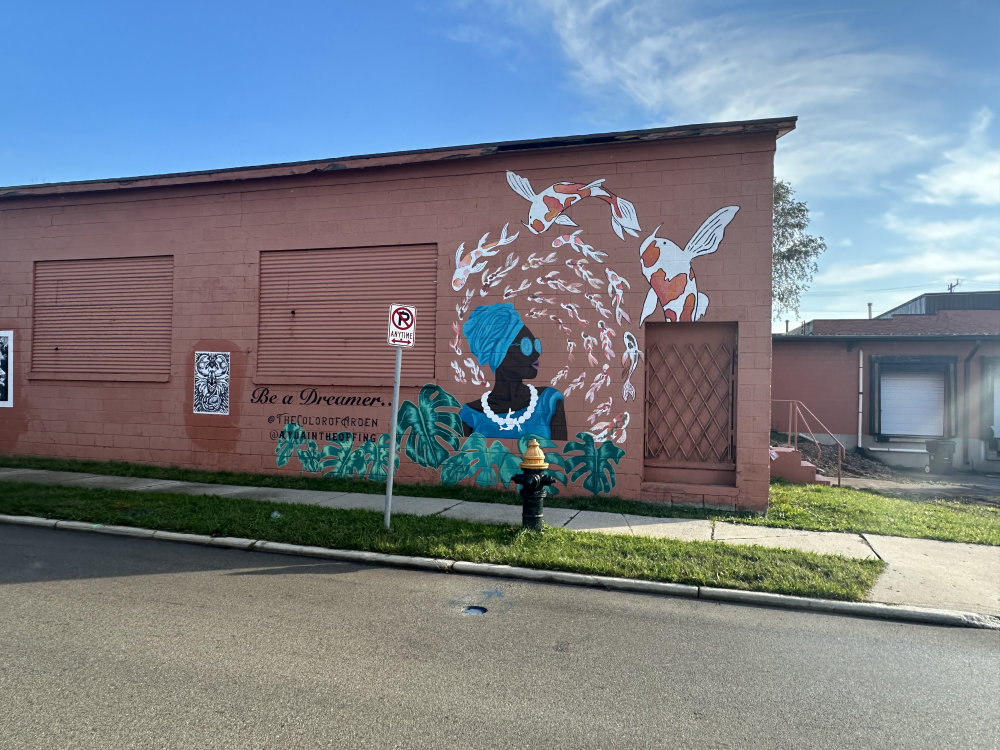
[
  {"left": 450, "top": 360, "right": 467, "bottom": 384},
  {"left": 588, "top": 421, "right": 611, "bottom": 441},
  {"left": 609, "top": 411, "right": 630, "bottom": 445},
  {"left": 584, "top": 292, "right": 611, "bottom": 319},
  {"left": 605, "top": 267, "right": 632, "bottom": 325},
  {"left": 552, "top": 230, "right": 607, "bottom": 262},
  {"left": 526, "top": 307, "right": 549, "bottom": 319},
  {"left": 565, "top": 258, "right": 603, "bottom": 289},
  {"left": 507, "top": 171, "right": 641, "bottom": 240},
  {"left": 621, "top": 331, "right": 643, "bottom": 401},
  {"left": 537, "top": 271, "right": 582, "bottom": 295},
  {"left": 502, "top": 279, "right": 532, "bottom": 300},
  {"left": 581, "top": 332, "right": 599, "bottom": 367},
  {"left": 456, "top": 288, "right": 475, "bottom": 321},
  {"left": 559, "top": 302, "right": 588, "bottom": 327},
  {"left": 521, "top": 251, "right": 558, "bottom": 270},
  {"left": 585, "top": 364, "right": 612, "bottom": 403},
  {"left": 565, "top": 372, "right": 588, "bottom": 396},
  {"left": 452, "top": 223, "right": 519, "bottom": 291},
  {"left": 463, "top": 357, "right": 490, "bottom": 387},
  {"left": 639, "top": 206, "right": 739, "bottom": 325},
  {"left": 450, "top": 321, "right": 463, "bottom": 356},
  {"left": 587, "top": 396, "right": 613, "bottom": 424},
  {"left": 566, "top": 339, "right": 576, "bottom": 361},
  {"left": 549, "top": 314, "right": 573, "bottom": 336},
  {"left": 597, "top": 320, "right": 615, "bottom": 360},
  {"left": 526, "top": 291, "right": 555, "bottom": 306},
  {"left": 551, "top": 365, "right": 570, "bottom": 387}
]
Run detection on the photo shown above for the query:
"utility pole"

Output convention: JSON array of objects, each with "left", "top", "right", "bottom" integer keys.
[
  {"left": 947, "top": 279, "right": 961, "bottom": 293},
  {"left": 867, "top": 302, "right": 872, "bottom": 319}
]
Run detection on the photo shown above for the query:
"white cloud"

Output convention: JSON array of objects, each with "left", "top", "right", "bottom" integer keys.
[{"left": 910, "top": 108, "right": 1000, "bottom": 206}]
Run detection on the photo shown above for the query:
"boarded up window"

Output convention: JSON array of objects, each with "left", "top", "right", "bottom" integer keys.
[
  {"left": 257, "top": 245, "right": 437, "bottom": 385},
  {"left": 31, "top": 256, "right": 173, "bottom": 381}
]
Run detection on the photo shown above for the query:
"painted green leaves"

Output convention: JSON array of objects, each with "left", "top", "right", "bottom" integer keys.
[
  {"left": 564, "top": 432, "right": 625, "bottom": 495},
  {"left": 276, "top": 424, "right": 397, "bottom": 482},
  {"left": 396, "top": 383, "right": 463, "bottom": 469},
  {"left": 276, "top": 424, "right": 306, "bottom": 467},
  {"left": 440, "top": 433, "right": 523, "bottom": 489}
]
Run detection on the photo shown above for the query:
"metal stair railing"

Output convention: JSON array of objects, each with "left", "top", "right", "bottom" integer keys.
[{"left": 772, "top": 399, "right": 845, "bottom": 487}]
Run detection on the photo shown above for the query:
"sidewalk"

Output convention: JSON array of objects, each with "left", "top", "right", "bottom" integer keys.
[{"left": 2, "top": 467, "right": 998, "bottom": 618}]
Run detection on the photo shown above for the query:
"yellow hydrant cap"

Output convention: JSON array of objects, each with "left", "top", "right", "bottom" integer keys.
[{"left": 520, "top": 439, "right": 549, "bottom": 470}]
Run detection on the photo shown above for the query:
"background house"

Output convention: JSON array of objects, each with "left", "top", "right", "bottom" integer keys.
[
  {"left": 0, "top": 118, "right": 794, "bottom": 512},
  {"left": 772, "top": 291, "right": 1000, "bottom": 472}
]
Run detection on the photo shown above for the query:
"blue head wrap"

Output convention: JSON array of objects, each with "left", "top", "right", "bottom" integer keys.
[{"left": 463, "top": 303, "right": 524, "bottom": 372}]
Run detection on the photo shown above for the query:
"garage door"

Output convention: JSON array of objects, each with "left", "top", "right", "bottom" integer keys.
[{"left": 880, "top": 371, "right": 944, "bottom": 436}]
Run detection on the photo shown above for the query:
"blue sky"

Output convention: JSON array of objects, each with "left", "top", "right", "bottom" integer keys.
[{"left": 3, "top": 1, "right": 997, "bottom": 329}]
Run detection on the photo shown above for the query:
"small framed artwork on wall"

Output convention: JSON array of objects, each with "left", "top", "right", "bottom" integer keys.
[
  {"left": 0, "top": 330, "right": 12, "bottom": 408},
  {"left": 193, "top": 351, "right": 230, "bottom": 415}
]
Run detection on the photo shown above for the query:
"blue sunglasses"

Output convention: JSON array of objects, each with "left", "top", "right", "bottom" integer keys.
[{"left": 516, "top": 336, "right": 542, "bottom": 357}]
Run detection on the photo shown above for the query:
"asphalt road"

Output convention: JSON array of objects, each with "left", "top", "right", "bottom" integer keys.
[{"left": 2, "top": 525, "right": 998, "bottom": 750}]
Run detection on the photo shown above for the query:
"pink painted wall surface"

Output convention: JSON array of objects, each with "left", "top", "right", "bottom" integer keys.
[{"left": 0, "top": 127, "right": 782, "bottom": 510}]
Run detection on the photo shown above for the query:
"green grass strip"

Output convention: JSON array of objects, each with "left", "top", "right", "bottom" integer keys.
[
  {"left": 733, "top": 483, "right": 1000, "bottom": 546},
  {"left": 0, "top": 481, "right": 883, "bottom": 602}
]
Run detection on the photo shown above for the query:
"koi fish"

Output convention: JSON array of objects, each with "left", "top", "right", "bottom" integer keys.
[
  {"left": 566, "top": 339, "right": 576, "bottom": 362},
  {"left": 521, "top": 251, "right": 558, "bottom": 270},
  {"left": 585, "top": 364, "right": 612, "bottom": 403},
  {"left": 584, "top": 292, "right": 611, "bottom": 319},
  {"left": 502, "top": 279, "right": 532, "bottom": 300},
  {"left": 564, "top": 372, "right": 587, "bottom": 396},
  {"left": 463, "top": 357, "right": 490, "bottom": 387},
  {"left": 552, "top": 229, "right": 607, "bottom": 262},
  {"left": 587, "top": 396, "right": 613, "bottom": 424},
  {"left": 551, "top": 366, "right": 570, "bottom": 387},
  {"left": 605, "top": 267, "right": 632, "bottom": 325},
  {"left": 537, "top": 272, "right": 582, "bottom": 294},
  {"left": 452, "top": 223, "right": 519, "bottom": 291},
  {"left": 621, "top": 331, "right": 643, "bottom": 401},
  {"left": 450, "top": 321, "right": 463, "bottom": 356},
  {"left": 589, "top": 421, "right": 611, "bottom": 442},
  {"left": 597, "top": 320, "right": 615, "bottom": 360},
  {"left": 455, "top": 288, "right": 475, "bottom": 321},
  {"left": 548, "top": 314, "right": 572, "bottom": 336},
  {"left": 638, "top": 206, "right": 739, "bottom": 325},
  {"left": 450, "top": 360, "right": 467, "bottom": 384},
  {"left": 480, "top": 252, "right": 519, "bottom": 294},
  {"left": 609, "top": 412, "right": 630, "bottom": 445},
  {"left": 565, "top": 258, "right": 603, "bottom": 289},
  {"left": 526, "top": 307, "right": 549, "bottom": 319},
  {"left": 526, "top": 291, "right": 555, "bottom": 306},
  {"left": 581, "top": 332, "right": 599, "bottom": 367},
  {"left": 507, "top": 171, "right": 641, "bottom": 240},
  {"left": 559, "top": 302, "right": 589, "bottom": 327}
]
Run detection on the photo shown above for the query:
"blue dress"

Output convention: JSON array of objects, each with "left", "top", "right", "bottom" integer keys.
[{"left": 459, "top": 388, "right": 564, "bottom": 439}]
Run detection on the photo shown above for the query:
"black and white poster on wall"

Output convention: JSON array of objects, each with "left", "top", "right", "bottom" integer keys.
[
  {"left": 193, "top": 351, "right": 230, "bottom": 415},
  {"left": 0, "top": 330, "right": 11, "bottom": 408}
]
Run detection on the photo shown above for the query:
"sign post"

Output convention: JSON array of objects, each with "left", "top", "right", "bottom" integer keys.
[{"left": 385, "top": 304, "right": 416, "bottom": 529}]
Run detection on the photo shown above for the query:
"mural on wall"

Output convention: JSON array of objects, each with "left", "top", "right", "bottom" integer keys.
[
  {"left": 193, "top": 351, "right": 231, "bottom": 415},
  {"left": 0, "top": 330, "right": 11, "bottom": 408},
  {"left": 269, "top": 169, "right": 741, "bottom": 496},
  {"left": 638, "top": 206, "right": 739, "bottom": 325}
]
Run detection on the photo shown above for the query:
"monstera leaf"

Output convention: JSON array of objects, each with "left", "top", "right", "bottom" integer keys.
[
  {"left": 297, "top": 439, "right": 321, "bottom": 473},
  {"left": 365, "top": 433, "right": 398, "bottom": 482},
  {"left": 319, "top": 433, "right": 356, "bottom": 477},
  {"left": 341, "top": 443, "right": 372, "bottom": 478},
  {"left": 396, "top": 384, "right": 463, "bottom": 469},
  {"left": 563, "top": 432, "right": 625, "bottom": 495},
  {"left": 275, "top": 423, "right": 306, "bottom": 467},
  {"left": 446, "top": 433, "right": 522, "bottom": 488},
  {"left": 440, "top": 447, "right": 480, "bottom": 485}
]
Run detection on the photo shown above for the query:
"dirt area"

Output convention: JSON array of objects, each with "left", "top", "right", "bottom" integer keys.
[{"left": 771, "top": 431, "right": 908, "bottom": 480}]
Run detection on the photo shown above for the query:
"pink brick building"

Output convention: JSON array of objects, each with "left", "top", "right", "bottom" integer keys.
[
  {"left": 0, "top": 118, "right": 795, "bottom": 512},
  {"left": 772, "top": 292, "right": 1000, "bottom": 472}
]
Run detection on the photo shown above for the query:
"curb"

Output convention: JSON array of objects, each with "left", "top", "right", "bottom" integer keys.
[{"left": 3, "top": 513, "right": 998, "bottom": 631}]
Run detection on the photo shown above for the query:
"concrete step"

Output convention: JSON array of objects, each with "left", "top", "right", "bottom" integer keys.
[{"left": 770, "top": 446, "right": 822, "bottom": 485}]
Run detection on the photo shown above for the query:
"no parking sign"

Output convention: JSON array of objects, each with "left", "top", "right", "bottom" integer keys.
[{"left": 387, "top": 304, "right": 416, "bottom": 348}]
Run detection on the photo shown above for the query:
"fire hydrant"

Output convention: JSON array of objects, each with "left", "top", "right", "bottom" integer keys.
[{"left": 511, "top": 439, "right": 555, "bottom": 531}]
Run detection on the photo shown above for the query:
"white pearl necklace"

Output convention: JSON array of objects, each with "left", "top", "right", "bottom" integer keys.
[{"left": 481, "top": 384, "right": 538, "bottom": 431}]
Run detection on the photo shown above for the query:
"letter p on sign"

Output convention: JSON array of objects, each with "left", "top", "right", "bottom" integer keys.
[{"left": 387, "top": 304, "right": 416, "bottom": 348}]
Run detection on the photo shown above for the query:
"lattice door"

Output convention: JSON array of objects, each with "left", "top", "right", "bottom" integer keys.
[{"left": 644, "top": 323, "right": 737, "bottom": 477}]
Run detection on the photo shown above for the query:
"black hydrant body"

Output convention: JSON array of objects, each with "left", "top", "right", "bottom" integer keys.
[{"left": 511, "top": 439, "right": 555, "bottom": 531}]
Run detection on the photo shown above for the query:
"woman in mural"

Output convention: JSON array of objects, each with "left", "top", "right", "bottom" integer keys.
[{"left": 460, "top": 303, "right": 567, "bottom": 440}]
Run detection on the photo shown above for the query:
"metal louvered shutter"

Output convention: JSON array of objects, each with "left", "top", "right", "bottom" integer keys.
[
  {"left": 880, "top": 371, "right": 944, "bottom": 436},
  {"left": 31, "top": 256, "right": 173, "bottom": 380},
  {"left": 257, "top": 245, "right": 437, "bottom": 385}
]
